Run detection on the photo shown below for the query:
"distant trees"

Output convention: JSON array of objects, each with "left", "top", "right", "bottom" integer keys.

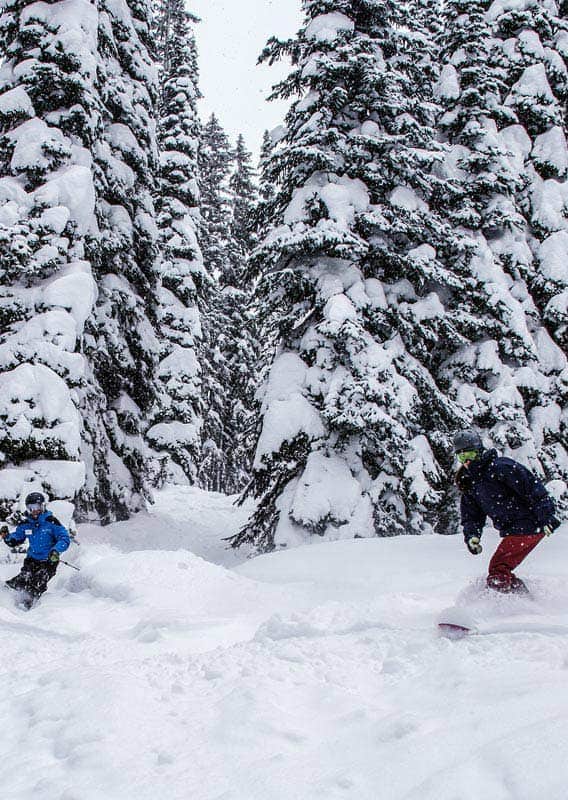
[{"left": 198, "top": 117, "right": 260, "bottom": 493}]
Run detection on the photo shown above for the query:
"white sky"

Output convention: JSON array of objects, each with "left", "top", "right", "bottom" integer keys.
[{"left": 191, "top": 0, "right": 303, "bottom": 160}]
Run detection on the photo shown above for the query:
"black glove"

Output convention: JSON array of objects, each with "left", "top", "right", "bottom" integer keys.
[
  {"left": 465, "top": 535, "right": 482, "bottom": 555},
  {"left": 48, "top": 550, "right": 60, "bottom": 564},
  {"left": 0, "top": 525, "right": 9, "bottom": 540},
  {"left": 538, "top": 517, "right": 561, "bottom": 536}
]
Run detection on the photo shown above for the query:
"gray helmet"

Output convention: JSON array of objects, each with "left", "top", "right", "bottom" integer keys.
[{"left": 453, "top": 429, "right": 483, "bottom": 453}]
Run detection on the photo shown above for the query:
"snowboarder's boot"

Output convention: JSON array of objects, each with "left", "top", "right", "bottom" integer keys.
[
  {"left": 510, "top": 575, "right": 530, "bottom": 596},
  {"left": 488, "top": 573, "right": 530, "bottom": 595},
  {"left": 487, "top": 574, "right": 510, "bottom": 593}
]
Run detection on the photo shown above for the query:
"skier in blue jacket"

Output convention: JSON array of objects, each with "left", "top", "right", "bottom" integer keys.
[
  {"left": 1, "top": 492, "right": 70, "bottom": 608},
  {"left": 454, "top": 430, "right": 560, "bottom": 593}
]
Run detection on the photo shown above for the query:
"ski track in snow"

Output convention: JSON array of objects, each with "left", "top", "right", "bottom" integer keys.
[{"left": 0, "top": 485, "right": 567, "bottom": 800}]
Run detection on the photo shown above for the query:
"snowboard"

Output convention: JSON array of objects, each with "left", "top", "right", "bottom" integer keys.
[
  {"left": 436, "top": 577, "right": 550, "bottom": 639},
  {"left": 438, "top": 606, "right": 477, "bottom": 638}
]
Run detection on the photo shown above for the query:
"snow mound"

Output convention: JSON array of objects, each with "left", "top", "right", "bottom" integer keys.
[{"left": 77, "top": 548, "right": 264, "bottom": 618}]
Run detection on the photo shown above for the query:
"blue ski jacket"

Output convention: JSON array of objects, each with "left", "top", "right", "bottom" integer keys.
[
  {"left": 3, "top": 510, "right": 70, "bottom": 561},
  {"left": 459, "top": 449, "right": 558, "bottom": 539}
]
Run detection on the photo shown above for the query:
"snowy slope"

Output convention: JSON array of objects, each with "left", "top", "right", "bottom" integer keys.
[{"left": 0, "top": 486, "right": 567, "bottom": 800}]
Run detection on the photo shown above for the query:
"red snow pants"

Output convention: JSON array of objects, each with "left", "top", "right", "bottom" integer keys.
[{"left": 487, "top": 533, "right": 545, "bottom": 592}]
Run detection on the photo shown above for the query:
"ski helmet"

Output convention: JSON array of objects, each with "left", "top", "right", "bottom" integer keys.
[
  {"left": 25, "top": 491, "right": 46, "bottom": 507},
  {"left": 453, "top": 430, "right": 483, "bottom": 453},
  {"left": 26, "top": 492, "right": 45, "bottom": 506}
]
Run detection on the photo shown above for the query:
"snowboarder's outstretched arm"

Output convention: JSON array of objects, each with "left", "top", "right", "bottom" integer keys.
[{"left": 1, "top": 523, "right": 26, "bottom": 548}]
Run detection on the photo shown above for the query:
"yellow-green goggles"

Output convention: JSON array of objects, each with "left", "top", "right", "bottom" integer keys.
[{"left": 457, "top": 450, "right": 479, "bottom": 464}]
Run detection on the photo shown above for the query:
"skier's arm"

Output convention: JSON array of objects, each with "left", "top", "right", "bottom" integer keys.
[
  {"left": 2, "top": 523, "right": 27, "bottom": 548},
  {"left": 497, "top": 461, "right": 558, "bottom": 528},
  {"left": 48, "top": 517, "right": 70, "bottom": 553},
  {"left": 460, "top": 492, "right": 486, "bottom": 539}
]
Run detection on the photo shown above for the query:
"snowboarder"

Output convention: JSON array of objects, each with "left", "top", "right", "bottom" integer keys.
[
  {"left": 1, "top": 492, "right": 70, "bottom": 609},
  {"left": 454, "top": 430, "right": 560, "bottom": 594}
]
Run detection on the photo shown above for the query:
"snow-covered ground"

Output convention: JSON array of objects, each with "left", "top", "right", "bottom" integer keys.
[{"left": 1, "top": 485, "right": 567, "bottom": 800}]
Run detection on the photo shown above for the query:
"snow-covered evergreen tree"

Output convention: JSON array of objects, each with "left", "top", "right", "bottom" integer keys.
[
  {"left": 252, "top": 129, "right": 280, "bottom": 351},
  {"left": 258, "top": 129, "right": 276, "bottom": 204},
  {"left": 489, "top": 0, "right": 568, "bottom": 352},
  {"left": 146, "top": 0, "right": 206, "bottom": 485},
  {"left": 198, "top": 114, "right": 234, "bottom": 281},
  {"left": 472, "top": 0, "right": 568, "bottom": 491},
  {"left": 229, "top": 135, "right": 257, "bottom": 281},
  {"left": 232, "top": 0, "right": 478, "bottom": 551},
  {"left": 220, "top": 134, "right": 260, "bottom": 494},
  {"left": 196, "top": 114, "right": 234, "bottom": 491},
  {"left": 0, "top": 0, "right": 103, "bottom": 522},
  {"left": 434, "top": 1, "right": 566, "bottom": 490},
  {"left": 0, "top": 0, "right": 163, "bottom": 522},
  {"left": 80, "top": 0, "right": 162, "bottom": 520}
]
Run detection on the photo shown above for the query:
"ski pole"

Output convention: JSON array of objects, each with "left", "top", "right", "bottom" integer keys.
[{"left": 60, "top": 559, "right": 81, "bottom": 571}]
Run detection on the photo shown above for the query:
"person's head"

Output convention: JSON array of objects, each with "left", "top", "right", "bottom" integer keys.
[
  {"left": 453, "top": 429, "right": 484, "bottom": 466},
  {"left": 25, "top": 491, "right": 46, "bottom": 519}
]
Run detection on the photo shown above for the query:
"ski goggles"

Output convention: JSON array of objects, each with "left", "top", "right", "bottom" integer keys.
[
  {"left": 26, "top": 502, "right": 44, "bottom": 513},
  {"left": 456, "top": 450, "right": 479, "bottom": 464}
]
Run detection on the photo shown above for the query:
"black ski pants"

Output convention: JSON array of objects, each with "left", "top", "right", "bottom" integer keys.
[{"left": 6, "top": 556, "right": 58, "bottom": 599}]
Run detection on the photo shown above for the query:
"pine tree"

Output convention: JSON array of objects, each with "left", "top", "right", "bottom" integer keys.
[
  {"left": 490, "top": 1, "right": 568, "bottom": 348},
  {"left": 258, "top": 129, "right": 276, "bottom": 203},
  {"left": 220, "top": 134, "right": 260, "bottom": 494},
  {"left": 0, "top": 0, "right": 105, "bottom": 521},
  {"left": 147, "top": 0, "right": 207, "bottom": 485},
  {"left": 0, "top": 0, "right": 164, "bottom": 522},
  {"left": 79, "top": 0, "right": 162, "bottom": 520},
  {"left": 228, "top": 134, "right": 257, "bottom": 282},
  {"left": 198, "top": 114, "right": 234, "bottom": 281},
  {"left": 485, "top": 0, "right": 568, "bottom": 489},
  {"left": 196, "top": 114, "right": 234, "bottom": 491},
  {"left": 232, "top": 0, "right": 475, "bottom": 552},
  {"left": 253, "top": 128, "right": 282, "bottom": 381},
  {"left": 434, "top": 0, "right": 562, "bottom": 478},
  {"left": 253, "top": 129, "right": 279, "bottom": 355}
]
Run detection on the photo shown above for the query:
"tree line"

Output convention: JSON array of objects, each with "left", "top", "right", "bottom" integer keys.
[{"left": 0, "top": 0, "right": 566, "bottom": 550}]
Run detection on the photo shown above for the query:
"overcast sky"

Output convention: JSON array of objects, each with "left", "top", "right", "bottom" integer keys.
[{"left": 191, "top": 0, "right": 303, "bottom": 160}]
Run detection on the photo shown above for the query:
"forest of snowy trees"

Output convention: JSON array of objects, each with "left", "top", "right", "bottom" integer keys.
[{"left": 0, "top": 0, "right": 566, "bottom": 551}]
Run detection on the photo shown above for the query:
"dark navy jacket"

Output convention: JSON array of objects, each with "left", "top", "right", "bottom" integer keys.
[
  {"left": 459, "top": 449, "right": 557, "bottom": 538},
  {"left": 3, "top": 510, "right": 70, "bottom": 561}
]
